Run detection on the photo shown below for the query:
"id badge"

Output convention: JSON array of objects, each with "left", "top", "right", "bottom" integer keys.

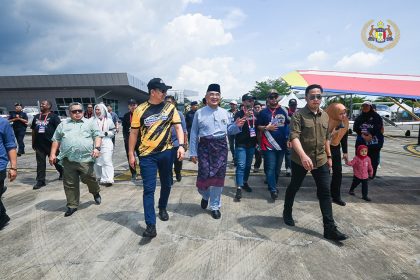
[
  {"left": 249, "top": 127, "right": 256, "bottom": 137},
  {"left": 38, "top": 125, "right": 46, "bottom": 134}
]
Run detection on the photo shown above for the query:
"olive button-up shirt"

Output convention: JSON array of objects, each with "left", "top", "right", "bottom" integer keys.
[{"left": 289, "top": 105, "right": 330, "bottom": 168}]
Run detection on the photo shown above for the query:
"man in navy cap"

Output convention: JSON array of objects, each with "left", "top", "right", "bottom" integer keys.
[
  {"left": 8, "top": 103, "right": 28, "bottom": 156},
  {"left": 129, "top": 78, "right": 185, "bottom": 238}
]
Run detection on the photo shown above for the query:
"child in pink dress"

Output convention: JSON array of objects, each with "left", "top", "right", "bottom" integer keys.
[{"left": 346, "top": 145, "right": 373, "bottom": 201}]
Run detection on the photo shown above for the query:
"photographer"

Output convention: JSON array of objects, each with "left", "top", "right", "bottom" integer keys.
[{"left": 232, "top": 94, "right": 257, "bottom": 201}]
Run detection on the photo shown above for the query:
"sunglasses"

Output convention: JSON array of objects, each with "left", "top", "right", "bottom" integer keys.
[
  {"left": 71, "top": 109, "right": 83, "bottom": 114},
  {"left": 308, "top": 94, "right": 322, "bottom": 100},
  {"left": 268, "top": 96, "right": 277, "bottom": 100}
]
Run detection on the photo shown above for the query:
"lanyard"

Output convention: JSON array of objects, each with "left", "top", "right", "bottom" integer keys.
[
  {"left": 269, "top": 107, "right": 278, "bottom": 120},
  {"left": 243, "top": 109, "right": 255, "bottom": 128},
  {"left": 38, "top": 112, "right": 49, "bottom": 123}
]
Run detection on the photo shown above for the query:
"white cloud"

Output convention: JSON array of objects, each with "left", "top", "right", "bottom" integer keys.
[
  {"left": 175, "top": 57, "right": 255, "bottom": 98},
  {"left": 335, "top": 51, "right": 383, "bottom": 70},
  {"left": 307, "top": 50, "right": 329, "bottom": 64},
  {"left": 223, "top": 8, "right": 246, "bottom": 29}
]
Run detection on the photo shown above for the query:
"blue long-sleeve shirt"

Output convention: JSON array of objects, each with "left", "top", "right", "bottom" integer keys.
[
  {"left": 0, "top": 118, "right": 17, "bottom": 171},
  {"left": 171, "top": 110, "right": 187, "bottom": 147},
  {"left": 189, "top": 106, "right": 239, "bottom": 157}
]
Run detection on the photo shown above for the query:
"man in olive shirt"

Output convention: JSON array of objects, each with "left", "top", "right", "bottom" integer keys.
[
  {"left": 283, "top": 84, "right": 347, "bottom": 241},
  {"left": 50, "top": 102, "right": 102, "bottom": 217}
]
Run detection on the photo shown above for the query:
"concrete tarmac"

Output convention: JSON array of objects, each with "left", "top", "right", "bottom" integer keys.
[{"left": 0, "top": 132, "right": 419, "bottom": 280}]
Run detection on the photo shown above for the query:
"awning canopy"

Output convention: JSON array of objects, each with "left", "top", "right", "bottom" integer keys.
[{"left": 282, "top": 70, "right": 420, "bottom": 99}]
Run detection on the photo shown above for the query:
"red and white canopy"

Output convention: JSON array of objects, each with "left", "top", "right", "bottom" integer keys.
[{"left": 282, "top": 70, "right": 420, "bottom": 99}]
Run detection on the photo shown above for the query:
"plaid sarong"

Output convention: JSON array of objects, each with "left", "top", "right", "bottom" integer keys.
[{"left": 196, "top": 135, "right": 228, "bottom": 190}]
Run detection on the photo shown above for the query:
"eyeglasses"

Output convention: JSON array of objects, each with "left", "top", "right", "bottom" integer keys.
[
  {"left": 308, "top": 94, "right": 322, "bottom": 100},
  {"left": 71, "top": 109, "right": 83, "bottom": 114},
  {"left": 268, "top": 96, "right": 277, "bottom": 100},
  {"left": 157, "top": 89, "right": 167, "bottom": 94}
]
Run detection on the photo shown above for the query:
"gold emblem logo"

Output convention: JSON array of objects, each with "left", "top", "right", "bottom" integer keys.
[{"left": 361, "top": 19, "right": 400, "bottom": 52}]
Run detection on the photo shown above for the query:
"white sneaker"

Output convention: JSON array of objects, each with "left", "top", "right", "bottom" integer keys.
[
  {"left": 286, "top": 168, "right": 291, "bottom": 176},
  {"left": 378, "top": 164, "right": 381, "bottom": 169}
]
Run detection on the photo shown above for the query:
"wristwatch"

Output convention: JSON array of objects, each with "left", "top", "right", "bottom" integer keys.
[
  {"left": 95, "top": 146, "right": 101, "bottom": 151},
  {"left": 179, "top": 144, "right": 186, "bottom": 149}
]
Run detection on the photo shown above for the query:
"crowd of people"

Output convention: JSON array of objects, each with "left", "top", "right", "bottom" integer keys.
[{"left": 0, "top": 80, "right": 386, "bottom": 242}]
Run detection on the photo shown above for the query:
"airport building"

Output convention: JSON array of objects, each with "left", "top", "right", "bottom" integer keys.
[{"left": 0, "top": 73, "right": 150, "bottom": 117}]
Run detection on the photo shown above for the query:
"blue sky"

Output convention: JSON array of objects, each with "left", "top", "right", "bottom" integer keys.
[{"left": 0, "top": 0, "right": 418, "bottom": 98}]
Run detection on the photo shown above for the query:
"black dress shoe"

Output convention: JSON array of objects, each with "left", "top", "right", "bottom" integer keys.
[
  {"left": 101, "top": 183, "right": 112, "bottom": 187},
  {"left": 0, "top": 214, "right": 10, "bottom": 230},
  {"left": 200, "top": 198, "right": 208, "bottom": 209},
  {"left": 158, "top": 208, "right": 169, "bottom": 221},
  {"left": 211, "top": 210, "right": 221, "bottom": 219},
  {"left": 175, "top": 173, "right": 182, "bottom": 182},
  {"left": 283, "top": 211, "right": 295, "bottom": 226},
  {"left": 58, "top": 173, "right": 63, "bottom": 180},
  {"left": 33, "top": 181, "right": 46, "bottom": 190},
  {"left": 332, "top": 199, "right": 346, "bottom": 206},
  {"left": 64, "top": 207, "right": 77, "bottom": 217},
  {"left": 242, "top": 183, "right": 252, "bottom": 192},
  {"left": 234, "top": 188, "right": 242, "bottom": 201},
  {"left": 93, "top": 193, "right": 101, "bottom": 205},
  {"left": 348, "top": 190, "right": 355, "bottom": 195},
  {"left": 362, "top": 196, "right": 372, "bottom": 202},
  {"left": 143, "top": 224, "right": 157, "bottom": 238},
  {"left": 324, "top": 225, "right": 348, "bottom": 241},
  {"left": 270, "top": 190, "right": 278, "bottom": 200}
]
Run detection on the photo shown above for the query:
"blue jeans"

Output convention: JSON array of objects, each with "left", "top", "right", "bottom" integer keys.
[
  {"left": 263, "top": 149, "right": 285, "bottom": 192},
  {"left": 198, "top": 187, "right": 223, "bottom": 210},
  {"left": 139, "top": 150, "right": 173, "bottom": 225},
  {"left": 235, "top": 146, "right": 255, "bottom": 187}
]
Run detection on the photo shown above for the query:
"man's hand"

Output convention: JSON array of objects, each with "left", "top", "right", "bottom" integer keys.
[
  {"left": 300, "top": 154, "right": 313, "bottom": 171},
  {"left": 327, "top": 158, "right": 333, "bottom": 169},
  {"left": 177, "top": 146, "right": 185, "bottom": 160},
  {"left": 235, "top": 116, "right": 246, "bottom": 128},
  {"left": 128, "top": 153, "right": 136, "bottom": 169},
  {"left": 287, "top": 141, "right": 292, "bottom": 149},
  {"left": 265, "top": 123, "right": 278, "bottom": 131},
  {"left": 191, "top": 156, "right": 197, "bottom": 164},
  {"left": 8, "top": 169, "right": 17, "bottom": 182},
  {"left": 49, "top": 154, "right": 57, "bottom": 165}
]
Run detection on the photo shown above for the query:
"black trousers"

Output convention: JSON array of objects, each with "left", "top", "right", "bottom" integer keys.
[
  {"left": 254, "top": 149, "right": 262, "bottom": 169},
  {"left": 228, "top": 135, "right": 235, "bottom": 160},
  {"left": 36, "top": 149, "right": 63, "bottom": 182},
  {"left": 330, "top": 145, "right": 343, "bottom": 200},
  {"left": 172, "top": 147, "right": 183, "bottom": 176},
  {"left": 350, "top": 176, "right": 369, "bottom": 197},
  {"left": 284, "top": 161, "right": 335, "bottom": 227},
  {"left": 124, "top": 137, "right": 140, "bottom": 176},
  {"left": 13, "top": 128, "right": 26, "bottom": 154},
  {"left": 0, "top": 170, "right": 7, "bottom": 220}
]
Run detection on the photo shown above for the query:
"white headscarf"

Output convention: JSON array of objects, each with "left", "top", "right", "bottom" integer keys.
[{"left": 94, "top": 103, "right": 113, "bottom": 132}]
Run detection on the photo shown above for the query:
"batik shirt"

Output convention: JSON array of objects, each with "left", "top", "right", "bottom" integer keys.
[{"left": 131, "top": 101, "right": 181, "bottom": 156}]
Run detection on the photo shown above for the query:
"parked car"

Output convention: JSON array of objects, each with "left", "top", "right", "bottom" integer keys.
[
  {"left": 23, "top": 106, "right": 40, "bottom": 126},
  {"left": 374, "top": 104, "right": 395, "bottom": 120},
  {"left": 0, "top": 107, "right": 9, "bottom": 120}
]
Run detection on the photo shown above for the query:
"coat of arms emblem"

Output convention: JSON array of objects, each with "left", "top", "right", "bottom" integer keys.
[{"left": 361, "top": 20, "right": 400, "bottom": 52}]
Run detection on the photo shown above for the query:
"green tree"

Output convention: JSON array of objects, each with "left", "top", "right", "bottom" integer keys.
[{"left": 248, "top": 79, "right": 291, "bottom": 100}]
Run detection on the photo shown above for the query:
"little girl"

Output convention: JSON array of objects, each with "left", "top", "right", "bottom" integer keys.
[{"left": 346, "top": 145, "right": 373, "bottom": 201}]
